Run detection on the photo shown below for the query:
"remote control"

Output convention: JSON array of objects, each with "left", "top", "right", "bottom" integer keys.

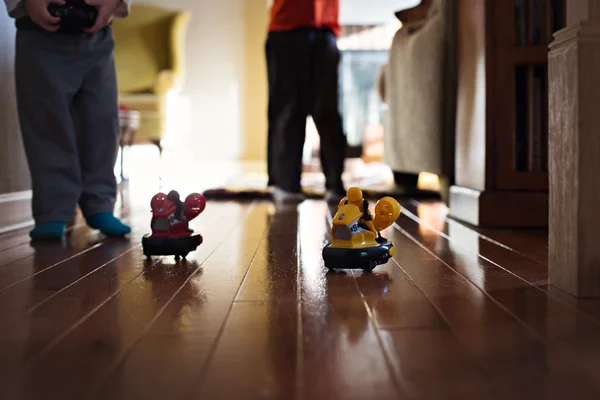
[{"left": 47, "top": 2, "right": 98, "bottom": 31}]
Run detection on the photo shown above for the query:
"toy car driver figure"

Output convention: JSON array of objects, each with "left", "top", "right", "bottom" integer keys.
[
  {"left": 167, "top": 190, "right": 185, "bottom": 222},
  {"left": 166, "top": 190, "right": 195, "bottom": 233},
  {"left": 341, "top": 188, "right": 380, "bottom": 237}
]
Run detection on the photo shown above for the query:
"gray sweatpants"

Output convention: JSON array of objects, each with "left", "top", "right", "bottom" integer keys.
[{"left": 15, "top": 27, "right": 119, "bottom": 224}]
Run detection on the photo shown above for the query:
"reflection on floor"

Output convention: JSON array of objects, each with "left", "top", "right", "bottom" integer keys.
[{"left": 4, "top": 155, "right": 600, "bottom": 400}]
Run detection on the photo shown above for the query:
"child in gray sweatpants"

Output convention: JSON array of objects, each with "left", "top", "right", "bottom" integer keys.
[{"left": 4, "top": 0, "right": 131, "bottom": 239}]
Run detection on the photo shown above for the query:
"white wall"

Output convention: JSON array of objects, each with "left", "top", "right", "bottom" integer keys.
[
  {"left": 0, "top": 11, "right": 31, "bottom": 193},
  {"left": 340, "top": 0, "right": 420, "bottom": 25},
  {"left": 137, "top": 0, "right": 420, "bottom": 162},
  {"left": 141, "top": 0, "right": 266, "bottom": 161}
]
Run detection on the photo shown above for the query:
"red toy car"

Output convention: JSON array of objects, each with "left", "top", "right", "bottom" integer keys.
[{"left": 142, "top": 190, "right": 206, "bottom": 260}]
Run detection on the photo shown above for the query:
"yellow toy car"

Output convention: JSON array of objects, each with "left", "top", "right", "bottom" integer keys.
[{"left": 322, "top": 187, "right": 401, "bottom": 272}]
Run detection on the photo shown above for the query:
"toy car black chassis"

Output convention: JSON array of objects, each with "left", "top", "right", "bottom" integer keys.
[
  {"left": 142, "top": 234, "right": 202, "bottom": 260},
  {"left": 322, "top": 239, "right": 394, "bottom": 272}
]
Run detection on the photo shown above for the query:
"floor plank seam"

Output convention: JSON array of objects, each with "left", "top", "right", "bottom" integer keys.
[
  {"left": 388, "top": 256, "right": 510, "bottom": 394},
  {"left": 193, "top": 202, "right": 271, "bottom": 396},
  {"left": 26, "top": 244, "right": 142, "bottom": 314},
  {"left": 394, "top": 213, "right": 600, "bottom": 328},
  {"left": 295, "top": 209, "right": 305, "bottom": 400},
  {"left": 0, "top": 206, "right": 138, "bottom": 255},
  {"left": 325, "top": 201, "right": 407, "bottom": 398},
  {"left": 0, "top": 243, "right": 104, "bottom": 294},
  {"left": 407, "top": 198, "right": 550, "bottom": 256},
  {"left": 351, "top": 270, "right": 415, "bottom": 398},
  {"left": 9, "top": 201, "right": 232, "bottom": 389},
  {"left": 393, "top": 224, "right": 547, "bottom": 343},
  {"left": 19, "top": 259, "right": 160, "bottom": 370},
  {"left": 0, "top": 212, "right": 151, "bottom": 295},
  {"left": 233, "top": 300, "right": 265, "bottom": 304},
  {"left": 0, "top": 207, "right": 143, "bottom": 271},
  {"left": 404, "top": 202, "right": 547, "bottom": 266},
  {"left": 86, "top": 201, "right": 259, "bottom": 398},
  {"left": 377, "top": 326, "right": 452, "bottom": 332}
]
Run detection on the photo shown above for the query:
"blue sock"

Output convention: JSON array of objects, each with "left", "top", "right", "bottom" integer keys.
[
  {"left": 86, "top": 213, "right": 131, "bottom": 237},
  {"left": 30, "top": 222, "right": 66, "bottom": 240}
]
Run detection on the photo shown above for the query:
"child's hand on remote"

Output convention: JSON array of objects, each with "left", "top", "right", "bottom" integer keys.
[
  {"left": 84, "top": 0, "right": 121, "bottom": 33},
  {"left": 24, "top": 0, "right": 65, "bottom": 32}
]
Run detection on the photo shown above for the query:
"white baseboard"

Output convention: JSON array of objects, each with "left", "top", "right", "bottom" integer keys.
[
  {"left": 0, "top": 190, "right": 32, "bottom": 203},
  {"left": 0, "top": 190, "right": 33, "bottom": 235}
]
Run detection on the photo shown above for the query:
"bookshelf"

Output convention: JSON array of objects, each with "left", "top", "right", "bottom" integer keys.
[
  {"left": 494, "top": 0, "right": 566, "bottom": 190},
  {"left": 449, "top": 0, "right": 566, "bottom": 228}
]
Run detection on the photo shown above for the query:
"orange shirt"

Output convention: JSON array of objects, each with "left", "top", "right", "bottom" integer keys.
[{"left": 268, "top": 0, "right": 341, "bottom": 37}]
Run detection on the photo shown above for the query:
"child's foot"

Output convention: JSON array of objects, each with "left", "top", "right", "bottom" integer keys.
[
  {"left": 86, "top": 213, "right": 131, "bottom": 237},
  {"left": 272, "top": 187, "right": 305, "bottom": 203},
  {"left": 29, "top": 222, "right": 66, "bottom": 240}
]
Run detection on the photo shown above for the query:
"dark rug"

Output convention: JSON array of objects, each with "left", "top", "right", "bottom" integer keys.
[
  {"left": 202, "top": 186, "right": 440, "bottom": 201},
  {"left": 202, "top": 167, "right": 441, "bottom": 201}
]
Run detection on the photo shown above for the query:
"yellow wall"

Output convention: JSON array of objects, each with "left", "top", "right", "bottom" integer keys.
[
  {"left": 137, "top": 0, "right": 269, "bottom": 162},
  {"left": 240, "top": 0, "right": 269, "bottom": 161}
]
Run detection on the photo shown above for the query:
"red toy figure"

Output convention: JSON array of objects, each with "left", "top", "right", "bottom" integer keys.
[{"left": 142, "top": 190, "right": 206, "bottom": 260}]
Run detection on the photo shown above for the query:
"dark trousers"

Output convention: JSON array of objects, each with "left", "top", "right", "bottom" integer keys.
[{"left": 266, "top": 27, "right": 346, "bottom": 193}]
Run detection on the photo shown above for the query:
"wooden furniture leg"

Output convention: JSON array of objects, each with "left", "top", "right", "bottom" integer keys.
[
  {"left": 152, "top": 139, "right": 163, "bottom": 156},
  {"left": 548, "top": 0, "right": 600, "bottom": 297}
]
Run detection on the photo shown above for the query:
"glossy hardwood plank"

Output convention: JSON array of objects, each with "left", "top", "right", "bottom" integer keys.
[
  {"left": 390, "top": 218, "right": 600, "bottom": 396},
  {"left": 3, "top": 188, "right": 600, "bottom": 399},
  {"left": 0, "top": 228, "right": 32, "bottom": 253},
  {"left": 352, "top": 265, "right": 497, "bottom": 400},
  {"left": 0, "top": 201, "right": 245, "bottom": 400},
  {"left": 475, "top": 228, "right": 548, "bottom": 265},
  {"left": 400, "top": 201, "right": 600, "bottom": 324},
  {"left": 354, "top": 264, "right": 447, "bottom": 331},
  {"left": 385, "top": 228, "right": 555, "bottom": 398},
  {"left": 0, "top": 208, "right": 175, "bottom": 338},
  {"left": 326, "top": 203, "right": 496, "bottom": 399},
  {"left": 0, "top": 204, "right": 137, "bottom": 271},
  {"left": 545, "top": 286, "right": 600, "bottom": 324},
  {"left": 196, "top": 300, "right": 298, "bottom": 400},
  {"left": 0, "top": 183, "right": 166, "bottom": 292},
  {"left": 0, "top": 182, "right": 149, "bottom": 258},
  {"left": 234, "top": 203, "right": 299, "bottom": 303},
  {"left": 0, "top": 210, "right": 149, "bottom": 296},
  {"left": 407, "top": 199, "right": 548, "bottom": 265},
  {"left": 298, "top": 201, "right": 401, "bottom": 400},
  {"left": 196, "top": 203, "right": 299, "bottom": 399},
  {"left": 400, "top": 202, "right": 547, "bottom": 283},
  {"left": 301, "top": 271, "right": 403, "bottom": 399},
  {"left": 379, "top": 329, "right": 496, "bottom": 399},
  {"left": 0, "top": 203, "right": 224, "bottom": 358},
  {"left": 199, "top": 201, "right": 402, "bottom": 399},
  {"left": 88, "top": 202, "right": 269, "bottom": 400}
]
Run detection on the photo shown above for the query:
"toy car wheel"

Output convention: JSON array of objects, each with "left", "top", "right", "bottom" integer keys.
[{"left": 362, "top": 261, "right": 377, "bottom": 273}]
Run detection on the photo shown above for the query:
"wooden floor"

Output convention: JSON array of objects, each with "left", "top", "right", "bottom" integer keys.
[{"left": 2, "top": 179, "right": 600, "bottom": 399}]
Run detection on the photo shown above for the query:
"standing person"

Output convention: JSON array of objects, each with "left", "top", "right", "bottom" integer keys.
[
  {"left": 4, "top": 0, "right": 132, "bottom": 240},
  {"left": 266, "top": 0, "right": 347, "bottom": 203}
]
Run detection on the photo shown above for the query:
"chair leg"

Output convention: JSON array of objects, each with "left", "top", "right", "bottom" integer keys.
[
  {"left": 119, "top": 144, "right": 126, "bottom": 181},
  {"left": 152, "top": 140, "right": 163, "bottom": 156}
]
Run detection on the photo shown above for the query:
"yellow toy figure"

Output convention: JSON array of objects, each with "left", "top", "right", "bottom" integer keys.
[
  {"left": 324, "top": 187, "right": 401, "bottom": 272},
  {"left": 338, "top": 187, "right": 378, "bottom": 237}
]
